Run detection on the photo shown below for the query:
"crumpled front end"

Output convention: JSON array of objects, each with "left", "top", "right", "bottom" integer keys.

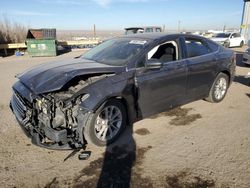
[{"left": 10, "top": 81, "right": 90, "bottom": 150}]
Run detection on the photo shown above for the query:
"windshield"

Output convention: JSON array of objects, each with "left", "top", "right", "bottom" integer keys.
[
  {"left": 82, "top": 38, "right": 148, "bottom": 66},
  {"left": 214, "top": 33, "right": 231, "bottom": 38}
]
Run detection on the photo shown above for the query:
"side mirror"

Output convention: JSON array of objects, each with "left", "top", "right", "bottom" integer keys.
[{"left": 145, "top": 59, "right": 162, "bottom": 69}]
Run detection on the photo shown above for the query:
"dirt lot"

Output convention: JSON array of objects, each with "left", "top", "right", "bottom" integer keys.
[{"left": 0, "top": 48, "right": 249, "bottom": 188}]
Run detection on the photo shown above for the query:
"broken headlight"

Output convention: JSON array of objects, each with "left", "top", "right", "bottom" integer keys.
[{"left": 36, "top": 98, "right": 49, "bottom": 114}]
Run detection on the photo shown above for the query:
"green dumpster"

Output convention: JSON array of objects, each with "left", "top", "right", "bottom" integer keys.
[
  {"left": 26, "top": 28, "right": 57, "bottom": 57},
  {"left": 26, "top": 39, "right": 57, "bottom": 57}
]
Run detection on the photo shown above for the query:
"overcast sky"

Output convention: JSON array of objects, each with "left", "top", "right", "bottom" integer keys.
[{"left": 0, "top": 0, "right": 245, "bottom": 31}]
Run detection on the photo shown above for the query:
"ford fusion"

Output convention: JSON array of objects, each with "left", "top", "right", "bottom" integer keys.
[{"left": 10, "top": 33, "right": 235, "bottom": 149}]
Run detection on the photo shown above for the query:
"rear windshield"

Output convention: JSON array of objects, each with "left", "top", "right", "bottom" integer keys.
[{"left": 82, "top": 38, "right": 148, "bottom": 66}]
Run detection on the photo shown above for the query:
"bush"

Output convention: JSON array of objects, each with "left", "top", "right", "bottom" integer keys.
[{"left": 0, "top": 17, "right": 27, "bottom": 44}]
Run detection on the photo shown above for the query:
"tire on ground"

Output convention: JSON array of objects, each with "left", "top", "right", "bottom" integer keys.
[
  {"left": 240, "top": 41, "right": 244, "bottom": 47},
  {"left": 83, "top": 99, "right": 126, "bottom": 146},
  {"left": 205, "top": 73, "right": 229, "bottom": 103}
]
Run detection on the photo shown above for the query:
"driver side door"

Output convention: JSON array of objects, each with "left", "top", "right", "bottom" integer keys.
[{"left": 135, "top": 38, "right": 188, "bottom": 118}]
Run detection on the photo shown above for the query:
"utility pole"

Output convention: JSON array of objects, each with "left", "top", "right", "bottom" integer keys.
[
  {"left": 93, "top": 24, "right": 96, "bottom": 39},
  {"left": 223, "top": 25, "right": 226, "bottom": 32},
  {"left": 178, "top": 20, "right": 181, "bottom": 33},
  {"left": 241, "top": 0, "right": 250, "bottom": 42},
  {"left": 240, "top": 1, "right": 246, "bottom": 33}
]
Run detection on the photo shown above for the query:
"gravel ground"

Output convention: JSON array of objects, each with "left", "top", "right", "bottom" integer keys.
[{"left": 0, "top": 47, "right": 249, "bottom": 188}]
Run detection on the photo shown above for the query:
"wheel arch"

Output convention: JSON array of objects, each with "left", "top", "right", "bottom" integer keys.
[
  {"left": 220, "top": 70, "right": 231, "bottom": 83},
  {"left": 207, "top": 70, "right": 231, "bottom": 97}
]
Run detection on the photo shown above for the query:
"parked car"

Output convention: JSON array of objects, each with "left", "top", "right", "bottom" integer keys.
[
  {"left": 202, "top": 32, "right": 214, "bottom": 39},
  {"left": 125, "top": 26, "right": 162, "bottom": 35},
  {"left": 211, "top": 32, "right": 245, "bottom": 48},
  {"left": 10, "top": 33, "right": 236, "bottom": 149},
  {"left": 242, "top": 48, "right": 250, "bottom": 65}
]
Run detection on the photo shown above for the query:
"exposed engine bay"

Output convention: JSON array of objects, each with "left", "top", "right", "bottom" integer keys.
[{"left": 11, "top": 74, "right": 112, "bottom": 150}]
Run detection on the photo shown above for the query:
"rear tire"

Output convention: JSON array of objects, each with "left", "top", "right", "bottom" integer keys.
[
  {"left": 205, "top": 73, "right": 229, "bottom": 103},
  {"left": 224, "top": 42, "right": 230, "bottom": 48},
  {"left": 83, "top": 99, "right": 126, "bottom": 146},
  {"left": 240, "top": 41, "right": 244, "bottom": 47}
]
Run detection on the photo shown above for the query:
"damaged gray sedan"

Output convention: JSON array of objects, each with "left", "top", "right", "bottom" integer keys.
[{"left": 10, "top": 33, "right": 235, "bottom": 149}]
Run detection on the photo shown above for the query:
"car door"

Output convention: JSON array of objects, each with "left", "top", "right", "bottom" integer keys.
[
  {"left": 183, "top": 37, "right": 217, "bottom": 101},
  {"left": 229, "top": 33, "right": 238, "bottom": 47},
  {"left": 135, "top": 38, "right": 188, "bottom": 118}
]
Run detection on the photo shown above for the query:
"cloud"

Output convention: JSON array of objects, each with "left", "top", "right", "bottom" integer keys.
[
  {"left": 9, "top": 10, "right": 53, "bottom": 16},
  {"left": 36, "top": 0, "right": 166, "bottom": 7},
  {"left": 93, "top": 0, "right": 153, "bottom": 7},
  {"left": 36, "top": 0, "right": 85, "bottom": 6},
  {"left": 228, "top": 11, "right": 242, "bottom": 16},
  {"left": 93, "top": 0, "right": 112, "bottom": 7}
]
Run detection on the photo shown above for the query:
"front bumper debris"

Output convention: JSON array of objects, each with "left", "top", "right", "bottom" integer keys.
[{"left": 10, "top": 93, "right": 75, "bottom": 150}]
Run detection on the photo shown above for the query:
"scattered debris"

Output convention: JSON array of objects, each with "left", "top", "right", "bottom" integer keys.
[
  {"left": 63, "top": 148, "right": 81, "bottom": 162},
  {"left": 78, "top": 151, "right": 91, "bottom": 160}
]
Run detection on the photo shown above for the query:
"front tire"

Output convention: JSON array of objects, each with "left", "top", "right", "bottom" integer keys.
[
  {"left": 83, "top": 99, "right": 126, "bottom": 146},
  {"left": 205, "top": 73, "right": 229, "bottom": 103}
]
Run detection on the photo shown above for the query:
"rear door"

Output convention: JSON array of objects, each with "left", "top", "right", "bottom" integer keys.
[
  {"left": 183, "top": 37, "right": 218, "bottom": 101},
  {"left": 136, "top": 37, "right": 188, "bottom": 118}
]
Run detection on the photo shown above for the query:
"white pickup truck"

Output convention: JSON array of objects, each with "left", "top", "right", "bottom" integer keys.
[{"left": 211, "top": 32, "right": 245, "bottom": 48}]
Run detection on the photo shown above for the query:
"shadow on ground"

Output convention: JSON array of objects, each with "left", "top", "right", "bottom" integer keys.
[
  {"left": 234, "top": 75, "right": 250, "bottom": 87},
  {"left": 67, "top": 125, "right": 154, "bottom": 188},
  {"left": 44, "top": 117, "right": 219, "bottom": 188}
]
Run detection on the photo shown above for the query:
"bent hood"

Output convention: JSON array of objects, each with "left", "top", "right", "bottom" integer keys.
[{"left": 17, "top": 58, "right": 125, "bottom": 94}]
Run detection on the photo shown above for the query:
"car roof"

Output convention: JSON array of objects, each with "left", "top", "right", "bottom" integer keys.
[
  {"left": 120, "top": 33, "right": 206, "bottom": 40},
  {"left": 125, "top": 26, "right": 161, "bottom": 30}
]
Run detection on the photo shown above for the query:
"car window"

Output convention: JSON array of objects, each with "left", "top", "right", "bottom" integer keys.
[
  {"left": 231, "top": 33, "right": 236, "bottom": 38},
  {"left": 148, "top": 41, "right": 178, "bottom": 62},
  {"left": 185, "top": 38, "right": 210, "bottom": 58},
  {"left": 136, "top": 41, "right": 179, "bottom": 68},
  {"left": 206, "top": 40, "right": 219, "bottom": 52},
  {"left": 235, "top": 33, "right": 241, "bottom": 38},
  {"left": 145, "top": 28, "right": 153, "bottom": 33},
  {"left": 214, "top": 33, "right": 230, "bottom": 38},
  {"left": 82, "top": 38, "right": 148, "bottom": 66},
  {"left": 156, "top": 28, "right": 161, "bottom": 32}
]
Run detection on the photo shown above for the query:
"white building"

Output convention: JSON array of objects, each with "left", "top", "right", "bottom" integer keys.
[{"left": 241, "top": 0, "right": 250, "bottom": 43}]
